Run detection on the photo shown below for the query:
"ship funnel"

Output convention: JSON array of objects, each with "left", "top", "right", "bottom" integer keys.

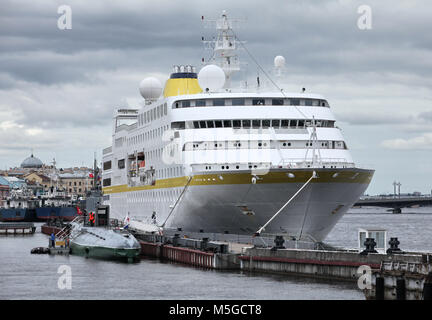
[{"left": 163, "top": 65, "right": 203, "bottom": 97}]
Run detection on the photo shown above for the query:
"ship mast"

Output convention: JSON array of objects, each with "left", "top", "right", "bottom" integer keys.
[{"left": 202, "top": 10, "right": 244, "bottom": 88}]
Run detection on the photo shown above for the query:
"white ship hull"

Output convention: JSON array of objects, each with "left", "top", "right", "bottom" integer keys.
[{"left": 105, "top": 168, "right": 373, "bottom": 242}]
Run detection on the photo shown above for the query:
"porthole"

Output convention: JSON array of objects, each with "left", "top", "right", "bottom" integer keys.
[{"left": 236, "top": 165, "right": 239, "bottom": 169}]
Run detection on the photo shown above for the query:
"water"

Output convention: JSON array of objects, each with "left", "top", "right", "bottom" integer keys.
[{"left": 1, "top": 208, "right": 431, "bottom": 300}]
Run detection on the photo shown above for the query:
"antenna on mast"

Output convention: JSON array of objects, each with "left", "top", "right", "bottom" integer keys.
[{"left": 202, "top": 10, "right": 245, "bottom": 88}]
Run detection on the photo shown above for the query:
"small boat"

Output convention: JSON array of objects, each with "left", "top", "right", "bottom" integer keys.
[{"left": 68, "top": 221, "right": 141, "bottom": 262}]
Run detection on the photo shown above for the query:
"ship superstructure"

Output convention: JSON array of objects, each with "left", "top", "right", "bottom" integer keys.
[{"left": 102, "top": 12, "right": 373, "bottom": 242}]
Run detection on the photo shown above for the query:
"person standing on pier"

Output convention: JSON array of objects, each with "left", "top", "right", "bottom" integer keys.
[
  {"left": 50, "top": 233, "right": 55, "bottom": 248},
  {"left": 89, "top": 212, "right": 95, "bottom": 227}
]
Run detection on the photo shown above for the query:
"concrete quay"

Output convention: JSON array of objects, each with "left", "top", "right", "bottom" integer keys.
[{"left": 39, "top": 222, "right": 432, "bottom": 299}]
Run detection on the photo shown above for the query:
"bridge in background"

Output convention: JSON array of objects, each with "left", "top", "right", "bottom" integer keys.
[{"left": 354, "top": 196, "right": 432, "bottom": 213}]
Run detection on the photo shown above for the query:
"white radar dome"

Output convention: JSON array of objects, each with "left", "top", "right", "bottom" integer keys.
[
  {"left": 139, "top": 77, "right": 162, "bottom": 100},
  {"left": 198, "top": 64, "right": 225, "bottom": 92},
  {"left": 274, "top": 55, "right": 286, "bottom": 68}
]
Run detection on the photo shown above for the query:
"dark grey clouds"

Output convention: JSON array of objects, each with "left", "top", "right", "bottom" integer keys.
[{"left": 1, "top": 0, "right": 431, "bottom": 193}]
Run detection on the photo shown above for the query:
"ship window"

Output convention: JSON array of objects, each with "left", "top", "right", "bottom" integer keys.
[
  {"left": 290, "top": 99, "right": 300, "bottom": 106},
  {"left": 232, "top": 98, "right": 245, "bottom": 106},
  {"left": 223, "top": 120, "right": 232, "bottom": 127},
  {"left": 193, "top": 121, "right": 199, "bottom": 129},
  {"left": 207, "top": 121, "right": 214, "bottom": 128},
  {"left": 271, "top": 120, "right": 280, "bottom": 128},
  {"left": 233, "top": 120, "right": 241, "bottom": 128},
  {"left": 213, "top": 99, "right": 225, "bottom": 106},
  {"left": 252, "top": 120, "right": 260, "bottom": 128},
  {"left": 262, "top": 120, "right": 270, "bottom": 128},
  {"left": 281, "top": 120, "right": 289, "bottom": 128},
  {"left": 214, "top": 120, "right": 223, "bottom": 128},
  {"left": 103, "top": 161, "right": 112, "bottom": 170},
  {"left": 164, "top": 103, "right": 168, "bottom": 115},
  {"left": 242, "top": 120, "right": 251, "bottom": 128},
  {"left": 298, "top": 120, "right": 305, "bottom": 128},
  {"left": 196, "top": 100, "right": 206, "bottom": 106},
  {"left": 305, "top": 99, "right": 313, "bottom": 106},
  {"left": 272, "top": 99, "right": 284, "bottom": 105},
  {"left": 182, "top": 101, "right": 190, "bottom": 108},
  {"left": 171, "top": 122, "right": 185, "bottom": 129},
  {"left": 252, "top": 98, "right": 265, "bottom": 105},
  {"left": 312, "top": 99, "right": 319, "bottom": 106},
  {"left": 291, "top": 120, "right": 298, "bottom": 128},
  {"left": 103, "top": 178, "right": 111, "bottom": 187},
  {"left": 199, "top": 121, "right": 207, "bottom": 128},
  {"left": 118, "top": 159, "right": 125, "bottom": 169}
]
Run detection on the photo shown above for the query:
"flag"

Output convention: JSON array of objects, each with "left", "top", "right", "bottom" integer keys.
[
  {"left": 123, "top": 214, "right": 130, "bottom": 229},
  {"left": 89, "top": 173, "right": 94, "bottom": 178},
  {"left": 76, "top": 206, "right": 83, "bottom": 215}
]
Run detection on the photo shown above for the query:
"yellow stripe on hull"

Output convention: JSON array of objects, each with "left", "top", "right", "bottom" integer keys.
[{"left": 102, "top": 169, "right": 374, "bottom": 195}]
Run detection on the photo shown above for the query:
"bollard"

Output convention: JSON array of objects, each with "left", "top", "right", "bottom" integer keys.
[
  {"left": 423, "top": 272, "right": 432, "bottom": 300},
  {"left": 396, "top": 278, "right": 406, "bottom": 300},
  {"left": 375, "top": 277, "right": 385, "bottom": 300},
  {"left": 387, "top": 237, "right": 404, "bottom": 254},
  {"left": 271, "top": 235, "right": 285, "bottom": 251},
  {"left": 360, "top": 238, "right": 378, "bottom": 255}
]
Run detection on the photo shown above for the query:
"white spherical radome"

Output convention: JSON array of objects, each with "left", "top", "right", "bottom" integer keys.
[
  {"left": 198, "top": 65, "right": 226, "bottom": 92},
  {"left": 139, "top": 77, "right": 162, "bottom": 100},
  {"left": 274, "top": 55, "right": 286, "bottom": 68}
]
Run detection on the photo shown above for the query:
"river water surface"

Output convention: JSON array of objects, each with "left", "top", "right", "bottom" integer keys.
[{"left": 1, "top": 208, "right": 431, "bottom": 300}]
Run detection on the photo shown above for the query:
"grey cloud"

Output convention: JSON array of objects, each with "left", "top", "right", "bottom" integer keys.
[{"left": 1, "top": 0, "right": 432, "bottom": 194}]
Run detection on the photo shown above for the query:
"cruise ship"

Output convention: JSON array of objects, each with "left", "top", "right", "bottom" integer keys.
[{"left": 102, "top": 12, "right": 374, "bottom": 242}]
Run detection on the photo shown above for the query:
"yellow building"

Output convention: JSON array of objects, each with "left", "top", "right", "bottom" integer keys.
[
  {"left": 24, "top": 172, "right": 54, "bottom": 190},
  {"left": 58, "top": 173, "right": 94, "bottom": 197}
]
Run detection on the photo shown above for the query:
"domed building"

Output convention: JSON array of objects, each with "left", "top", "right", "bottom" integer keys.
[{"left": 21, "top": 153, "right": 44, "bottom": 169}]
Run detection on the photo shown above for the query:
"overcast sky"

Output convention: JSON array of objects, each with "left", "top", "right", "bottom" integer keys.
[{"left": 1, "top": 0, "right": 431, "bottom": 195}]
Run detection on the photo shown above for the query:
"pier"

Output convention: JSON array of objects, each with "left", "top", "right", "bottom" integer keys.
[
  {"left": 0, "top": 222, "right": 36, "bottom": 235},
  {"left": 39, "top": 220, "right": 432, "bottom": 300},
  {"left": 134, "top": 230, "right": 432, "bottom": 300}
]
